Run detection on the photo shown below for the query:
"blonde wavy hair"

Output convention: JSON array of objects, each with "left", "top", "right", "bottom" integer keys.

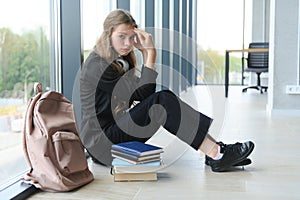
[{"left": 95, "top": 9, "right": 138, "bottom": 72}]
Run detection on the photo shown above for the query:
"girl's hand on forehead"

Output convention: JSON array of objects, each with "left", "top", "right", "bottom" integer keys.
[
  {"left": 133, "top": 28, "right": 155, "bottom": 52},
  {"left": 133, "top": 28, "right": 156, "bottom": 69}
]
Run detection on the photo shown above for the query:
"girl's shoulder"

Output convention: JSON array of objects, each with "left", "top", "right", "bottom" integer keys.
[
  {"left": 83, "top": 51, "right": 109, "bottom": 69},
  {"left": 85, "top": 50, "right": 105, "bottom": 62}
]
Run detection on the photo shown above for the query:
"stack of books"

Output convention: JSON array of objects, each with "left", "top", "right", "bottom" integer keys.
[{"left": 111, "top": 141, "right": 163, "bottom": 182}]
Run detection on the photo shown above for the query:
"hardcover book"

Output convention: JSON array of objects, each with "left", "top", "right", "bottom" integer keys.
[
  {"left": 111, "top": 141, "right": 163, "bottom": 157},
  {"left": 113, "top": 170, "right": 157, "bottom": 182},
  {"left": 111, "top": 150, "right": 161, "bottom": 164},
  {"left": 111, "top": 149, "right": 161, "bottom": 161},
  {"left": 112, "top": 158, "right": 161, "bottom": 182},
  {"left": 112, "top": 157, "right": 161, "bottom": 171}
]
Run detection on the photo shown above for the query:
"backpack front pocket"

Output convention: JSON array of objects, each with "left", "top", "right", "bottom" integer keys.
[{"left": 52, "top": 131, "right": 87, "bottom": 175}]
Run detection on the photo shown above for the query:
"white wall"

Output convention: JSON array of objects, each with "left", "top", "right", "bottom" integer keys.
[{"left": 267, "top": 0, "right": 300, "bottom": 115}]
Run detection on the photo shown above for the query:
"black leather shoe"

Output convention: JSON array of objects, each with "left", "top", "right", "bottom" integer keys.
[
  {"left": 207, "top": 141, "right": 254, "bottom": 172},
  {"left": 205, "top": 155, "right": 252, "bottom": 167}
]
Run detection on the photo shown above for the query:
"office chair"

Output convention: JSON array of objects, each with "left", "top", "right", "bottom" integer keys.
[{"left": 242, "top": 42, "right": 269, "bottom": 94}]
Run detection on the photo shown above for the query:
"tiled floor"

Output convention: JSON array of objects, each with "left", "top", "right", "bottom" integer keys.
[{"left": 29, "top": 86, "right": 300, "bottom": 200}]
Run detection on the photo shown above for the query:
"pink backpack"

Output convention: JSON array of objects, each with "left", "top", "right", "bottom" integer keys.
[{"left": 23, "top": 83, "right": 94, "bottom": 192}]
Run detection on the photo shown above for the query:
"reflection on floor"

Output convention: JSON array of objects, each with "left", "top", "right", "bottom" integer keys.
[{"left": 29, "top": 86, "right": 300, "bottom": 200}]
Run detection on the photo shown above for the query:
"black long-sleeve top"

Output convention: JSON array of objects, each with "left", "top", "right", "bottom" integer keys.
[{"left": 80, "top": 50, "right": 158, "bottom": 148}]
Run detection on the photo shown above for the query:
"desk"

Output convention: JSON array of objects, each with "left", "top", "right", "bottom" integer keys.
[{"left": 225, "top": 48, "right": 269, "bottom": 97}]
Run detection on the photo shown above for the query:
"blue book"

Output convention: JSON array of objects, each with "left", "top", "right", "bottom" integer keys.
[{"left": 111, "top": 141, "right": 163, "bottom": 157}]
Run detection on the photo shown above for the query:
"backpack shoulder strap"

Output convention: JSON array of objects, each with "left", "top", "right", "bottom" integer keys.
[{"left": 22, "top": 83, "right": 43, "bottom": 171}]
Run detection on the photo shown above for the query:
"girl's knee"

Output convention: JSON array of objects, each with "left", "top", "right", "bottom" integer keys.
[
  {"left": 155, "top": 90, "right": 179, "bottom": 106},
  {"left": 157, "top": 90, "right": 176, "bottom": 98}
]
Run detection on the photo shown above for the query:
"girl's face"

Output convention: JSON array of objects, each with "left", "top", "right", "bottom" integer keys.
[{"left": 111, "top": 24, "right": 136, "bottom": 56}]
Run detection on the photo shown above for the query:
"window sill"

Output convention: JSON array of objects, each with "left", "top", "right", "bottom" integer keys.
[{"left": 0, "top": 178, "right": 38, "bottom": 200}]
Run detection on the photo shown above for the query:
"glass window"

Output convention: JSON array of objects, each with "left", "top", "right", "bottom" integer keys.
[
  {"left": 197, "top": 0, "right": 252, "bottom": 85},
  {"left": 0, "top": 0, "right": 51, "bottom": 187},
  {"left": 154, "top": 0, "right": 163, "bottom": 89},
  {"left": 130, "top": 0, "right": 145, "bottom": 28},
  {"left": 82, "top": 0, "right": 116, "bottom": 60}
]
